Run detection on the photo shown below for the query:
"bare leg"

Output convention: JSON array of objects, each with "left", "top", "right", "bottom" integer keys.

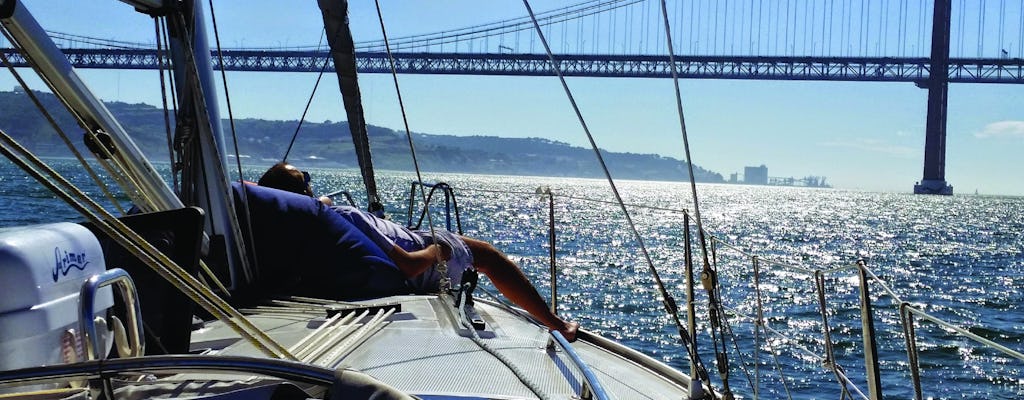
[{"left": 461, "top": 237, "right": 579, "bottom": 341}]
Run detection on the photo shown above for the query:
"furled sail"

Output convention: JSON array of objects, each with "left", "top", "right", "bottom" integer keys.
[{"left": 317, "top": 0, "right": 382, "bottom": 212}]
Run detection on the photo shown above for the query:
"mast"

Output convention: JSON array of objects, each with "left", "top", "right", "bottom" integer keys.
[{"left": 317, "top": 0, "right": 382, "bottom": 212}]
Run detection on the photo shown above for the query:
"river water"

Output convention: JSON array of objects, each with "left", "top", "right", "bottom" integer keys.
[{"left": 1, "top": 160, "right": 1022, "bottom": 399}]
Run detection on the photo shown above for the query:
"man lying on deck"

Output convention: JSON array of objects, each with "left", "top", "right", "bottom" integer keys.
[{"left": 241, "top": 162, "right": 579, "bottom": 341}]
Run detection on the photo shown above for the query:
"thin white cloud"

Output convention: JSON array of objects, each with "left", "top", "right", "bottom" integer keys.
[
  {"left": 819, "top": 139, "right": 916, "bottom": 157},
  {"left": 974, "top": 121, "right": 1024, "bottom": 139}
]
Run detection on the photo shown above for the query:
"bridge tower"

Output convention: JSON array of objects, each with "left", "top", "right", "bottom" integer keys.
[{"left": 914, "top": 0, "right": 954, "bottom": 195}]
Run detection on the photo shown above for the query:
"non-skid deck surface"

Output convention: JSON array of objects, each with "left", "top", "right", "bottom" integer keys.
[{"left": 192, "top": 295, "right": 687, "bottom": 399}]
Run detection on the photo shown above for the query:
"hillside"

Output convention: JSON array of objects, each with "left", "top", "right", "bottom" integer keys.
[{"left": 0, "top": 90, "right": 724, "bottom": 182}]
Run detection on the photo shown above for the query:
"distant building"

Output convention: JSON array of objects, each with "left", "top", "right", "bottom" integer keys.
[{"left": 744, "top": 165, "right": 768, "bottom": 185}]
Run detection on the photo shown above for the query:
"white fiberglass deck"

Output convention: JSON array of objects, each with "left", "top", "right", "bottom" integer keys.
[{"left": 191, "top": 295, "right": 690, "bottom": 399}]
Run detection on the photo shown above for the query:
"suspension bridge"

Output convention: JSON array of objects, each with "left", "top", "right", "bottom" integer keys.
[{"left": 3, "top": 0, "right": 1023, "bottom": 194}]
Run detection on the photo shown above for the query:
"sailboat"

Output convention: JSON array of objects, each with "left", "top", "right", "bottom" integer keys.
[
  {"left": 0, "top": 1, "right": 702, "bottom": 399},
  {"left": 2, "top": 1, "right": 1022, "bottom": 399}
]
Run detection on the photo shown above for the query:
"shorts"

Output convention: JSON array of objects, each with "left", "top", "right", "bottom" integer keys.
[{"left": 405, "top": 229, "right": 473, "bottom": 294}]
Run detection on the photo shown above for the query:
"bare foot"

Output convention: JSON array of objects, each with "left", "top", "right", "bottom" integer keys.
[{"left": 555, "top": 321, "right": 580, "bottom": 342}]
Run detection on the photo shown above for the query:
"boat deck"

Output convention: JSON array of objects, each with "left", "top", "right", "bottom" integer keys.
[{"left": 191, "top": 295, "right": 690, "bottom": 399}]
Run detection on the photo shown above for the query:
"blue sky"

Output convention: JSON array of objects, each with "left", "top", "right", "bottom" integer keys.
[{"left": 3, "top": 1, "right": 1022, "bottom": 195}]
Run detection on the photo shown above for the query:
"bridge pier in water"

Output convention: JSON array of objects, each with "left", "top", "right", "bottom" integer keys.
[{"left": 914, "top": 0, "right": 954, "bottom": 195}]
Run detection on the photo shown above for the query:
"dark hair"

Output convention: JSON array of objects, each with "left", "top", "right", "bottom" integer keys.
[{"left": 258, "top": 162, "right": 312, "bottom": 196}]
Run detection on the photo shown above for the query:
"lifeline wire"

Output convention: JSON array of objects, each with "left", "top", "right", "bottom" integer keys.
[{"left": 522, "top": 0, "right": 711, "bottom": 388}]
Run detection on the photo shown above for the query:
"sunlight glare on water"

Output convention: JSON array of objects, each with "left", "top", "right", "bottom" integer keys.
[{"left": 2, "top": 161, "right": 1022, "bottom": 399}]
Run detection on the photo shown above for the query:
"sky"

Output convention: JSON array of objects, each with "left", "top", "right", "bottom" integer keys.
[{"left": 2, "top": 1, "right": 1022, "bottom": 196}]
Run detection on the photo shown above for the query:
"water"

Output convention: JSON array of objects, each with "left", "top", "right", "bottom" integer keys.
[{"left": 2, "top": 159, "right": 1023, "bottom": 399}]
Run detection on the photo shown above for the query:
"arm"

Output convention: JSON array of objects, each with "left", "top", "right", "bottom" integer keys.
[{"left": 387, "top": 243, "right": 450, "bottom": 279}]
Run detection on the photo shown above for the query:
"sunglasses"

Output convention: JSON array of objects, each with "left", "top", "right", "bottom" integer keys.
[{"left": 302, "top": 171, "right": 311, "bottom": 185}]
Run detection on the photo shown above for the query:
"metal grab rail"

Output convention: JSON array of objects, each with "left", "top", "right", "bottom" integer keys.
[
  {"left": 78, "top": 268, "right": 145, "bottom": 360},
  {"left": 406, "top": 181, "right": 462, "bottom": 234},
  {"left": 550, "top": 331, "right": 610, "bottom": 400},
  {"left": 323, "top": 189, "right": 357, "bottom": 207},
  {"left": 0, "top": 355, "right": 338, "bottom": 389}
]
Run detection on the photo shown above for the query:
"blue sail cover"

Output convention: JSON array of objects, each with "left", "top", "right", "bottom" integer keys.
[{"left": 231, "top": 183, "right": 407, "bottom": 300}]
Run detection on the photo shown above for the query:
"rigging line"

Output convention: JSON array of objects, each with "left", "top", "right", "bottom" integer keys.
[
  {"left": 0, "top": 30, "right": 128, "bottom": 214},
  {"left": 372, "top": 0, "right": 448, "bottom": 292},
  {"left": 523, "top": 0, "right": 711, "bottom": 389},
  {"left": 207, "top": 0, "right": 261, "bottom": 290},
  {"left": 1, "top": 30, "right": 150, "bottom": 209},
  {"left": 283, "top": 31, "right": 329, "bottom": 162},
  {"left": 656, "top": 0, "right": 713, "bottom": 291},
  {"left": 0, "top": 129, "right": 294, "bottom": 361},
  {"left": 166, "top": 9, "right": 253, "bottom": 285},
  {"left": 154, "top": 17, "right": 178, "bottom": 195},
  {"left": 707, "top": 241, "right": 733, "bottom": 394},
  {"left": 159, "top": 16, "right": 182, "bottom": 175},
  {"left": 651, "top": 11, "right": 733, "bottom": 388},
  {"left": 717, "top": 296, "right": 757, "bottom": 393},
  {"left": 0, "top": 29, "right": 139, "bottom": 212},
  {"left": 206, "top": 0, "right": 245, "bottom": 180}
]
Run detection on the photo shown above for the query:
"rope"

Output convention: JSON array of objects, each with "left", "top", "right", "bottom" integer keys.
[
  {"left": 154, "top": 16, "right": 179, "bottom": 194},
  {"left": 165, "top": 9, "right": 254, "bottom": 285},
  {"left": 447, "top": 292, "right": 552, "bottom": 400},
  {"left": 1, "top": 28, "right": 149, "bottom": 212},
  {"left": 706, "top": 240, "right": 734, "bottom": 396},
  {"left": 0, "top": 130, "right": 295, "bottom": 360},
  {"left": 372, "top": 0, "right": 448, "bottom": 292},
  {"left": 657, "top": 0, "right": 739, "bottom": 395},
  {"left": 206, "top": 0, "right": 260, "bottom": 287}
]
